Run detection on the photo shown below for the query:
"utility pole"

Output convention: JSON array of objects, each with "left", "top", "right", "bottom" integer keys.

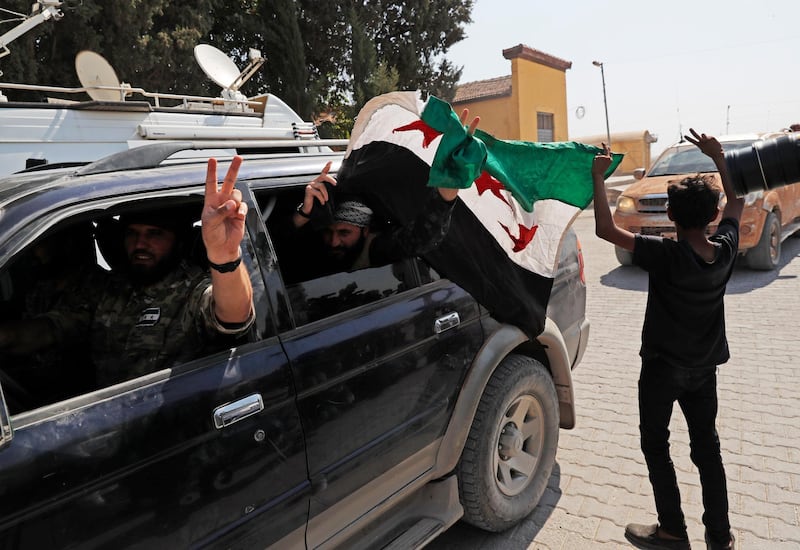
[{"left": 592, "top": 60, "right": 611, "bottom": 147}]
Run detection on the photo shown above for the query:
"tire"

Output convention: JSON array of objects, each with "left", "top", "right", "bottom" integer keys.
[
  {"left": 615, "top": 245, "right": 633, "bottom": 266},
  {"left": 456, "top": 354, "right": 559, "bottom": 532},
  {"left": 746, "top": 211, "right": 781, "bottom": 270}
]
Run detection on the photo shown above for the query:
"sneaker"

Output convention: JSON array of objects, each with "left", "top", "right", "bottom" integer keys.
[
  {"left": 624, "top": 523, "right": 691, "bottom": 550},
  {"left": 705, "top": 529, "right": 735, "bottom": 550}
]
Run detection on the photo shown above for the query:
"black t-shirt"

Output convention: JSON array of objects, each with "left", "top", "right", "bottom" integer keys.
[{"left": 633, "top": 217, "right": 739, "bottom": 367}]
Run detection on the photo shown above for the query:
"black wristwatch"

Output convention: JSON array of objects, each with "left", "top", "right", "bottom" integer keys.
[
  {"left": 208, "top": 254, "right": 242, "bottom": 273},
  {"left": 296, "top": 202, "right": 312, "bottom": 218}
]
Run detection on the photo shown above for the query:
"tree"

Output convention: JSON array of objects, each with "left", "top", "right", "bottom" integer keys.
[
  {"left": 0, "top": 0, "right": 219, "bottom": 101},
  {"left": 0, "top": 0, "right": 473, "bottom": 124},
  {"left": 368, "top": 0, "right": 472, "bottom": 100}
]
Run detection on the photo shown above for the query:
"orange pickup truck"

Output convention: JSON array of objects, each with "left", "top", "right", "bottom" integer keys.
[{"left": 612, "top": 132, "right": 800, "bottom": 270}]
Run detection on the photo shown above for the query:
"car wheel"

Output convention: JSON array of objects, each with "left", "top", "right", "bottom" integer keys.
[
  {"left": 615, "top": 245, "right": 633, "bottom": 266},
  {"left": 457, "top": 354, "right": 559, "bottom": 532},
  {"left": 747, "top": 211, "right": 781, "bottom": 270}
]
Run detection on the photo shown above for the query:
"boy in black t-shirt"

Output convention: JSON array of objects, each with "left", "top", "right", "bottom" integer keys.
[{"left": 591, "top": 129, "right": 739, "bottom": 550}]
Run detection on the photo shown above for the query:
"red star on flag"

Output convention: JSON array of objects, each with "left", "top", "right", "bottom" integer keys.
[
  {"left": 499, "top": 222, "right": 539, "bottom": 252},
  {"left": 393, "top": 120, "right": 442, "bottom": 148},
  {"left": 474, "top": 171, "right": 510, "bottom": 206}
]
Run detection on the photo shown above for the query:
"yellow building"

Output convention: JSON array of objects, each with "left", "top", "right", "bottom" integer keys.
[
  {"left": 453, "top": 44, "right": 658, "bottom": 175},
  {"left": 574, "top": 130, "right": 658, "bottom": 174},
  {"left": 453, "top": 44, "right": 571, "bottom": 142}
]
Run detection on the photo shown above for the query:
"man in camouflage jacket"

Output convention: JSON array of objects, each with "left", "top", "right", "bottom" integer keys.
[{"left": 0, "top": 157, "right": 254, "bottom": 388}]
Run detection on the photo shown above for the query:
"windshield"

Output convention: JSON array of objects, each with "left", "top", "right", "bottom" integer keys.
[{"left": 648, "top": 139, "right": 754, "bottom": 176}]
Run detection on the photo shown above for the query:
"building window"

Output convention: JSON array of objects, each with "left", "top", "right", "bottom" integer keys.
[{"left": 537, "top": 112, "right": 554, "bottom": 142}]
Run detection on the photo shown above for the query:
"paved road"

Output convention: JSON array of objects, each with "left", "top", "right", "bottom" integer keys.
[{"left": 431, "top": 209, "right": 800, "bottom": 549}]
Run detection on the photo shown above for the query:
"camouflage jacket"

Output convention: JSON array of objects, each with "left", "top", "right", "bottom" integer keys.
[{"left": 44, "top": 260, "right": 254, "bottom": 387}]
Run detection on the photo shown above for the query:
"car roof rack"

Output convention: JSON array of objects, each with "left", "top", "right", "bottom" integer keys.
[{"left": 73, "top": 139, "right": 350, "bottom": 176}]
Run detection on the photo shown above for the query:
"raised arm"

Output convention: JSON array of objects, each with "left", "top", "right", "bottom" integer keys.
[
  {"left": 202, "top": 156, "right": 254, "bottom": 325},
  {"left": 370, "top": 110, "right": 480, "bottom": 265},
  {"left": 684, "top": 128, "right": 743, "bottom": 222},
  {"left": 435, "top": 109, "right": 481, "bottom": 202},
  {"left": 293, "top": 161, "right": 337, "bottom": 228},
  {"left": 592, "top": 143, "right": 635, "bottom": 251}
]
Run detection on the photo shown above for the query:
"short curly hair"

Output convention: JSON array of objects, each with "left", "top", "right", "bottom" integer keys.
[{"left": 667, "top": 174, "right": 720, "bottom": 229}]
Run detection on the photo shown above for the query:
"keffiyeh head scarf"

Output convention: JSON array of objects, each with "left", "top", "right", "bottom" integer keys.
[{"left": 334, "top": 200, "right": 373, "bottom": 228}]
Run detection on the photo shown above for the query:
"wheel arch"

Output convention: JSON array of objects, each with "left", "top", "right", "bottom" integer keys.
[
  {"left": 761, "top": 191, "right": 782, "bottom": 219},
  {"left": 432, "top": 317, "right": 575, "bottom": 478}
]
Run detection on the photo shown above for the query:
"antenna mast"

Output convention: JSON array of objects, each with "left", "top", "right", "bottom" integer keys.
[
  {"left": 725, "top": 105, "right": 730, "bottom": 134},
  {"left": 0, "top": 2, "right": 63, "bottom": 62}
]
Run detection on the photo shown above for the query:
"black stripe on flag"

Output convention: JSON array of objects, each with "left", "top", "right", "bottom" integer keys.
[{"left": 338, "top": 140, "right": 553, "bottom": 338}]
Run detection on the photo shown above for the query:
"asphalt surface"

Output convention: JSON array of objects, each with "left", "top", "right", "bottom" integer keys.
[{"left": 431, "top": 208, "right": 800, "bottom": 549}]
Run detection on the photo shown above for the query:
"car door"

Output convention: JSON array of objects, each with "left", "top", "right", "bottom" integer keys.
[
  {"left": 247, "top": 169, "right": 488, "bottom": 545},
  {"left": 0, "top": 197, "right": 309, "bottom": 549},
  {"left": 282, "top": 260, "right": 485, "bottom": 548}
]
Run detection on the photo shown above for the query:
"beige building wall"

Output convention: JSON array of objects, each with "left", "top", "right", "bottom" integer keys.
[
  {"left": 452, "top": 44, "right": 655, "bottom": 173},
  {"left": 509, "top": 54, "right": 570, "bottom": 142},
  {"left": 453, "top": 44, "right": 571, "bottom": 142},
  {"left": 463, "top": 95, "right": 515, "bottom": 140},
  {"left": 575, "top": 131, "right": 658, "bottom": 174}
]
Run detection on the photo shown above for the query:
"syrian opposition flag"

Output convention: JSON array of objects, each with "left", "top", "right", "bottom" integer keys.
[{"left": 336, "top": 91, "right": 622, "bottom": 338}]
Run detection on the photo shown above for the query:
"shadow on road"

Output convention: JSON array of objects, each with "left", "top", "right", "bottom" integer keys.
[
  {"left": 430, "top": 463, "right": 562, "bottom": 549},
  {"left": 599, "top": 265, "right": 648, "bottom": 292},
  {"left": 599, "top": 236, "right": 800, "bottom": 294}
]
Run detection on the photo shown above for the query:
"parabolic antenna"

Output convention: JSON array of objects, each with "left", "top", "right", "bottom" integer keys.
[
  {"left": 75, "top": 50, "right": 122, "bottom": 101},
  {"left": 194, "top": 44, "right": 242, "bottom": 90}
]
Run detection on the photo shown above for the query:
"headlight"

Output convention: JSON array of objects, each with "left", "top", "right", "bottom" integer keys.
[
  {"left": 743, "top": 190, "right": 762, "bottom": 206},
  {"left": 616, "top": 196, "right": 636, "bottom": 213}
]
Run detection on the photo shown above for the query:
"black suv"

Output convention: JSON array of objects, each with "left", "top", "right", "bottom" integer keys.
[{"left": 0, "top": 142, "right": 589, "bottom": 549}]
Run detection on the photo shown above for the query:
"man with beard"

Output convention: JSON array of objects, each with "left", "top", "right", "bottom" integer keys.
[
  {"left": 281, "top": 110, "right": 478, "bottom": 282},
  {"left": 290, "top": 165, "right": 460, "bottom": 278},
  {"left": 0, "top": 157, "right": 254, "bottom": 389}
]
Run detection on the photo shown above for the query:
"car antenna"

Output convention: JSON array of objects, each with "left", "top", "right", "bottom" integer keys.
[
  {"left": 676, "top": 106, "right": 685, "bottom": 143},
  {"left": 0, "top": 1, "right": 63, "bottom": 73}
]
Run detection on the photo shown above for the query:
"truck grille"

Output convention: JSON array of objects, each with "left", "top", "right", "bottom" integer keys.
[
  {"left": 638, "top": 195, "right": 668, "bottom": 213},
  {"left": 641, "top": 226, "right": 675, "bottom": 235}
]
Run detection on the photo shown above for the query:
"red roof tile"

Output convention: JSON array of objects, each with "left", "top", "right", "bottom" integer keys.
[
  {"left": 502, "top": 44, "right": 572, "bottom": 71},
  {"left": 453, "top": 75, "right": 512, "bottom": 104}
]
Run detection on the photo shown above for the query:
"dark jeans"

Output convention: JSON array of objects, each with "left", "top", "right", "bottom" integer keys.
[{"left": 638, "top": 358, "right": 731, "bottom": 541}]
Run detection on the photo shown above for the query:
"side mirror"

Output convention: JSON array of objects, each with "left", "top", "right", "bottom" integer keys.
[{"left": 633, "top": 168, "right": 646, "bottom": 180}]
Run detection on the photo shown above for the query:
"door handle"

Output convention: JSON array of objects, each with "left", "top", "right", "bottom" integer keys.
[
  {"left": 434, "top": 312, "right": 460, "bottom": 334},
  {"left": 213, "top": 393, "right": 264, "bottom": 429}
]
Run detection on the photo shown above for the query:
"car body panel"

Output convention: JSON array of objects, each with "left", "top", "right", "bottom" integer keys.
[
  {"left": 0, "top": 342, "right": 307, "bottom": 549},
  {"left": 287, "top": 279, "right": 483, "bottom": 547}
]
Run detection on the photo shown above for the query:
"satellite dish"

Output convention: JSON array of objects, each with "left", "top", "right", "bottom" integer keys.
[
  {"left": 75, "top": 50, "right": 123, "bottom": 101},
  {"left": 194, "top": 44, "right": 242, "bottom": 90}
]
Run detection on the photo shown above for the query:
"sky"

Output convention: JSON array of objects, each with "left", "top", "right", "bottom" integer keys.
[{"left": 447, "top": 0, "right": 800, "bottom": 157}]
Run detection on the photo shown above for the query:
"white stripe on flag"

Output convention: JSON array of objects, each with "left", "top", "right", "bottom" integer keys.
[
  {"left": 460, "top": 184, "right": 580, "bottom": 278},
  {"left": 347, "top": 101, "right": 442, "bottom": 167}
]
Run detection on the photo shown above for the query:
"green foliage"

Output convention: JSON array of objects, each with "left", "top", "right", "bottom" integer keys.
[{"left": 0, "top": 0, "right": 473, "bottom": 127}]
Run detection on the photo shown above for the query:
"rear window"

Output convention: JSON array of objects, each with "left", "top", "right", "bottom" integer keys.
[{"left": 649, "top": 140, "right": 753, "bottom": 176}]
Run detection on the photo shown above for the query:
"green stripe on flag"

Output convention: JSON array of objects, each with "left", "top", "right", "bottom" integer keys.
[
  {"left": 422, "top": 96, "right": 487, "bottom": 187},
  {"left": 421, "top": 95, "right": 624, "bottom": 212}
]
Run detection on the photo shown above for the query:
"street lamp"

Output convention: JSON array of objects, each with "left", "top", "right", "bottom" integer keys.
[{"left": 592, "top": 60, "right": 611, "bottom": 147}]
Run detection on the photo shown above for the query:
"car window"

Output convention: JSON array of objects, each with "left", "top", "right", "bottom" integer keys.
[
  {"left": 257, "top": 189, "right": 429, "bottom": 326},
  {"left": 0, "top": 201, "right": 266, "bottom": 415},
  {"left": 649, "top": 139, "right": 753, "bottom": 176},
  {"left": 286, "top": 261, "right": 418, "bottom": 324}
]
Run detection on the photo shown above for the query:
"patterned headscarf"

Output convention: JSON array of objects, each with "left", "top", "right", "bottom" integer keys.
[{"left": 333, "top": 200, "right": 373, "bottom": 228}]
